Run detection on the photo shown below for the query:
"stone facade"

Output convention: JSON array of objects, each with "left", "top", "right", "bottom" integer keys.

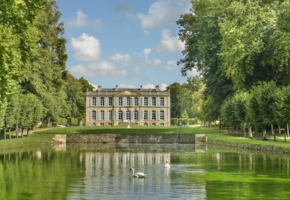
[
  {"left": 66, "top": 134, "right": 197, "bottom": 144},
  {"left": 86, "top": 85, "right": 171, "bottom": 126}
]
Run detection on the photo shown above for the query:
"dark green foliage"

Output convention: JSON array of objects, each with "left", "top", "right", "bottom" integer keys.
[
  {"left": 52, "top": 122, "right": 58, "bottom": 127},
  {"left": 171, "top": 118, "right": 178, "bottom": 125}
]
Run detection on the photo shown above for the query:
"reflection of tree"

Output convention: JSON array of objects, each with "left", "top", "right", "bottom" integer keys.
[{"left": 0, "top": 151, "right": 83, "bottom": 200}]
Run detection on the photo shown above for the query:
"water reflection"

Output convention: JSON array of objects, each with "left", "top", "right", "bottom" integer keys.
[{"left": 2, "top": 145, "right": 290, "bottom": 199}]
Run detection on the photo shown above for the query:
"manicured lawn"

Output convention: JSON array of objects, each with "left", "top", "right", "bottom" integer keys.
[
  {"left": 206, "top": 131, "right": 290, "bottom": 148},
  {"left": 36, "top": 126, "right": 222, "bottom": 134}
]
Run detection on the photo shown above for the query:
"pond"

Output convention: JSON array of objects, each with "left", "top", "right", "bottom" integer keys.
[{"left": 0, "top": 144, "right": 290, "bottom": 200}]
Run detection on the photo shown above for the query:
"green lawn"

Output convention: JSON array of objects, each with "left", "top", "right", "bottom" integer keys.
[
  {"left": 206, "top": 131, "right": 290, "bottom": 148},
  {"left": 35, "top": 126, "right": 222, "bottom": 134},
  {"left": 0, "top": 134, "right": 53, "bottom": 151}
]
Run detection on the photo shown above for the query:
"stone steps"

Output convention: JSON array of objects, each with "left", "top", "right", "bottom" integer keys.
[{"left": 117, "top": 122, "right": 139, "bottom": 126}]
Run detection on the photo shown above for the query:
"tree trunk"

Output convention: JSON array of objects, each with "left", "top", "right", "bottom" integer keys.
[
  {"left": 9, "top": 129, "right": 11, "bottom": 140},
  {"left": 273, "top": 124, "right": 276, "bottom": 142},
  {"left": 4, "top": 128, "right": 6, "bottom": 140},
  {"left": 227, "top": 126, "right": 229, "bottom": 134},
  {"left": 287, "top": 124, "right": 289, "bottom": 137},
  {"left": 27, "top": 128, "right": 30, "bottom": 137},
  {"left": 249, "top": 126, "right": 253, "bottom": 138},
  {"left": 279, "top": 125, "right": 281, "bottom": 137},
  {"left": 271, "top": 124, "right": 274, "bottom": 136},
  {"left": 16, "top": 126, "right": 19, "bottom": 138},
  {"left": 243, "top": 123, "right": 246, "bottom": 137},
  {"left": 285, "top": 127, "right": 287, "bottom": 142},
  {"left": 263, "top": 126, "right": 267, "bottom": 140},
  {"left": 21, "top": 128, "right": 24, "bottom": 138}
]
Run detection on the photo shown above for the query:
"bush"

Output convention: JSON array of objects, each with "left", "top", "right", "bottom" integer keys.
[
  {"left": 188, "top": 118, "right": 198, "bottom": 125},
  {"left": 67, "top": 117, "right": 72, "bottom": 125},
  {"left": 171, "top": 118, "right": 178, "bottom": 125},
  {"left": 182, "top": 118, "right": 188, "bottom": 125},
  {"left": 52, "top": 122, "right": 58, "bottom": 127}
]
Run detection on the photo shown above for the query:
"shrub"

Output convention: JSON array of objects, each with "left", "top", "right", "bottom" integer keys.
[
  {"left": 188, "top": 118, "right": 198, "bottom": 125},
  {"left": 52, "top": 122, "right": 58, "bottom": 127},
  {"left": 182, "top": 118, "right": 188, "bottom": 125},
  {"left": 171, "top": 118, "right": 178, "bottom": 125},
  {"left": 67, "top": 117, "right": 72, "bottom": 125}
]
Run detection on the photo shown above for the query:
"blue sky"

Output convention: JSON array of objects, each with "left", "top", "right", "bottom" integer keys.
[{"left": 55, "top": 0, "right": 195, "bottom": 90}]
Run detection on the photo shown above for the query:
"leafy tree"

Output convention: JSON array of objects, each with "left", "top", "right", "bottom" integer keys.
[
  {"left": 256, "top": 82, "right": 277, "bottom": 140},
  {"left": 233, "top": 92, "right": 248, "bottom": 136},
  {"left": 0, "top": 0, "right": 46, "bottom": 111}
]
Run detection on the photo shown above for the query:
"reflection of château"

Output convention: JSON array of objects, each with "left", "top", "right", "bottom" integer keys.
[
  {"left": 86, "top": 85, "right": 171, "bottom": 126},
  {"left": 84, "top": 152, "right": 171, "bottom": 172}
]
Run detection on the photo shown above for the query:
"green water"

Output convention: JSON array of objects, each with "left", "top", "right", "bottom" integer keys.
[{"left": 0, "top": 144, "right": 290, "bottom": 200}]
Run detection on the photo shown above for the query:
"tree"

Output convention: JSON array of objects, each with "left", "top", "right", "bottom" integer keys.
[
  {"left": 0, "top": 0, "right": 46, "bottom": 113},
  {"left": 233, "top": 92, "right": 248, "bottom": 137}
]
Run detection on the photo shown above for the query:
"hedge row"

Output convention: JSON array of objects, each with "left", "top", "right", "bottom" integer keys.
[
  {"left": 58, "top": 117, "right": 85, "bottom": 125},
  {"left": 170, "top": 118, "right": 199, "bottom": 125}
]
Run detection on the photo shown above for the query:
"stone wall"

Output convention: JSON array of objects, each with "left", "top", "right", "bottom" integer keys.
[
  {"left": 208, "top": 139, "right": 290, "bottom": 154},
  {"left": 66, "top": 133, "right": 203, "bottom": 144}
]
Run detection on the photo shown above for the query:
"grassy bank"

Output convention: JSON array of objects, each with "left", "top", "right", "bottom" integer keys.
[
  {"left": 36, "top": 126, "right": 222, "bottom": 134},
  {"left": 206, "top": 130, "right": 290, "bottom": 148},
  {"left": 0, "top": 134, "right": 53, "bottom": 151}
]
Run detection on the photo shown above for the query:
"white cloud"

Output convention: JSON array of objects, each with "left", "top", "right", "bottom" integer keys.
[
  {"left": 119, "top": 84, "right": 136, "bottom": 88},
  {"left": 160, "top": 83, "right": 168, "bottom": 91},
  {"left": 70, "top": 33, "right": 101, "bottom": 61},
  {"left": 156, "top": 29, "right": 184, "bottom": 53},
  {"left": 137, "top": 0, "right": 189, "bottom": 30},
  {"left": 109, "top": 53, "right": 132, "bottom": 66},
  {"left": 89, "top": 83, "right": 98, "bottom": 91},
  {"left": 143, "top": 30, "right": 149, "bottom": 35},
  {"left": 67, "top": 9, "right": 102, "bottom": 29},
  {"left": 143, "top": 84, "right": 155, "bottom": 89},
  {"left": 140, "top": 58, "right": 180, "bottom": 71},
  {"left": 143, "top": 48, "right": 152, "bottom": 56},
  {"left": 70, "top": 61, "right": 127, "bottom": 77},
  {"left": 133, "top": 66, "right": 143, "bottom": 75}
]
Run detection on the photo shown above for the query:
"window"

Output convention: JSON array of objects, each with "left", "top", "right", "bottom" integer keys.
[
  {"left": 127, "top": 97, "right": 130, "bottom": 106},
  {"left": 109, "top": 111, "right": 112, "bottom": 120},
  {"left": 152, "top": 111, "right": 156, "bottom": 120},
  {"left": 100, "top": 123, "right": 104, "bottom": 126},
  {"left": 152, "top": 97, "right": 156, "bottom": 106},
  {"left": 109, "top": 97, "right": 113, "bottom": 106},
  {"left": 144, "top": 123, "right": 148, "bottom": 126},
  {"left": 152, "top": 123, "right": 156, "bottom": 126},
  {"left": 126, "top": 111, "right": 131, "bottom": 120},
  {"left": 144, "top": 110, "right": 148, "bottom": 120},
  {"left": 135, "top": 97, "right": 138, "bottom": 106},
  {"left": 92, "top": 97, "right": 96, "bottom": 106},
  {"left": 144, "top": 97, "right": 148, "bottom": 106},
  {"left": 119, "top": 111, "right": 123, "bottom": 120},
  {"left": 160, "top": 111, "right": 164, "bottom": 120},
  {"left": 160, "top": 123, "right": 164, "bottom": 126},
  {"left": 160, "top": 97, "right": 164, "bottom": 106},
  {"left": 134, "top": 111, "right": 138, "bottom": 120},
  {"left": 101, "top": 97, "right": 104, "bottom": 106},
  {"left": 101, "top": 111, "right": 104, "bottom": 120},
  {"left": 108, "top": 123, "right": 112, "bottom": 126},
  {"left": 119, "top": 97, "right": 122, "bottom": 106},
  {"left": 92, "top": 111, "right": 96, "bottom": 120}
]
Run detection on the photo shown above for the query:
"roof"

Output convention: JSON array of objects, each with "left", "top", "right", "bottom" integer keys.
[{"left": 98, "top": 88, "right": 158, "bottom": 92}]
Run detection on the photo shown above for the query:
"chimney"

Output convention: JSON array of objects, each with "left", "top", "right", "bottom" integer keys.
[
  {"left": 115, "top": 85, "right": 118, "bottom": 91},
  {"left": 156, "top": 85, "right": 159, "bottom": 91},
  {"left": 98, "top": 85, "right": 101, "bottom": 91},
  {"left": 140, "top": 85, "right": 142, "bottom": 91}
]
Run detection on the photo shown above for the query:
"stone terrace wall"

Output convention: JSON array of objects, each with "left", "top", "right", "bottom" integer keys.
[{"left": 66, "top": 134, "right": 200, "bottom": 144}]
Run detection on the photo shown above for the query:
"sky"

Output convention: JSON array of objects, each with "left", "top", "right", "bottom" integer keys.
[{"left": 55, "top": 0, "right": 195, "bottom": 91}]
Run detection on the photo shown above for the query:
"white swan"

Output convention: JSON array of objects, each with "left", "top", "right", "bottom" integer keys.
[
  {"left": 130, "top": 167, "right": 147, "bottom": 178},
  {"left": 165, "top": 160, "right": 170, "bottom": 168}
]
